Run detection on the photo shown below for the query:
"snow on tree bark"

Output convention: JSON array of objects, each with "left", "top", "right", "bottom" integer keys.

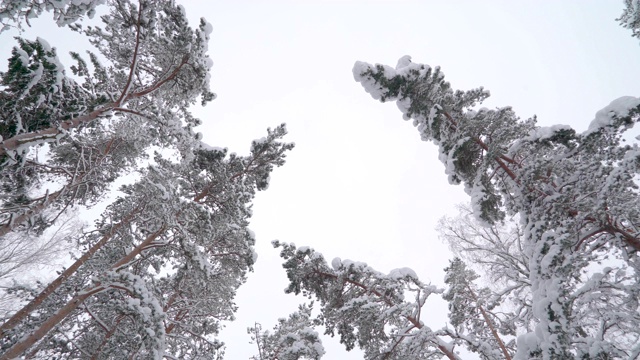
[{"left": 440, "top": 205, "right": 640, "bottom": 360}]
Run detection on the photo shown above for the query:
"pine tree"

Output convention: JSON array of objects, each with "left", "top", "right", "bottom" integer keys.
[
  {"left": 0, "top": 125, "right": 293, "bottom": 359},
  {"left": 0, "top": 0, "right": 215, "bottom": 236},
  {"left": 268, "top": 4, "right": 640, "bottom": 360},
  {"left": 0, "top": 1, "right": 296, "bottom": 358},
  {"left": 349, "top": 17, "right": 640, "bottom": 360},
  {"left": 248, "top": 303, "right": 325, "bottom": 360},
  {"left": 273, "top": 241, "right": 460, "bottom": 360}
]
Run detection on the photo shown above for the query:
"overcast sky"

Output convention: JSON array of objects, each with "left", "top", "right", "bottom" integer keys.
[{"left": 2, "top": 1, "right": 640, "bottom": 359}]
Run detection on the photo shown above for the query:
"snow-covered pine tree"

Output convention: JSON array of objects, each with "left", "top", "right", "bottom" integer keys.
[
  {"left": 0, "top": 1, "right": 296, "bottom": 358},
  {"left": 349, "top": 7, "right": 640, "bottom": 358},
  {"left": 273, "top": 241, "right": 460, "bottom": 360},
  {"left": 0, "top": 125, "right": 293, "bottom": 359},
  {"left": 248, "top": 303, "right": 325, "bottom": 360},
  {"left": 0, "top": 37, "right": 99, "bottom": 235},
  {"left": 0, "top": 0, "right": 215, "bottom": 236},
  {"left": 442, "top": 257, "right": 513, "bottom": 360},
  {"left": 273, "top": 214, "right": 640, "bottom": 359}
]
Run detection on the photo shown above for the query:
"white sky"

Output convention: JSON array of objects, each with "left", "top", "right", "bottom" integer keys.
[{"left": 2, "top": 1, "right": 640, "bottom": 359}]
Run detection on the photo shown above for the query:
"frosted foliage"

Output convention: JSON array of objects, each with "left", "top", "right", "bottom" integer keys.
[
  {"left": 587, "top": 96, "right": 640, "bottom": 134},
  {"left": 274, "top": 242, "right": 461, "bottom": 360},
  {"left": 0, "top": 0, "right": 294, "bottom": 356},
  {"left": 0, "top": 125, "right": 293, "bottom": 358},
  {"left": 0, "top": 0, "right": 216, "bottom": 237},
  {"left": 0, "top": 0, "right": 106, "bottom": 32},
  {"left": 249, "top": 304, "right": 325, "bottom": 360},
  {"left": 353, "top": 24, "right": 640, "bottom": 358},
  {"left": 442, "top": 257, "right": 515, "bottom": 360},
  {"left": 619, "top": 0, "right": 640, "bottom": 39}
]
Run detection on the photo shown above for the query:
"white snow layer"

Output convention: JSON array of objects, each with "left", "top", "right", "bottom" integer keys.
[
  {"left": 525, "top": 124, "right": 573, "bottom": 142},
  {"left": 586, "top": 96, "right": 640, "bottom": 134},
  {"left": 388, "top": 267, "right": 418, "bottom": 280},
  {"left": 331, "top": 257, "right": 342, "bottom": 271},
  {"left": 353, "top": 55, "right": 431, "bottom": 102}
]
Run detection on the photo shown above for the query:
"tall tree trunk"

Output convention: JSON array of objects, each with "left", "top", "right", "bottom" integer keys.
[
  {"left": 0, "top": 207, "right": 140, "bottom": 337},
  {"left": 0, "top": 225, "right": 166, "bottom": 358},
  {"left": 0, "top": 286, "right": 103, "bottom": 360}
]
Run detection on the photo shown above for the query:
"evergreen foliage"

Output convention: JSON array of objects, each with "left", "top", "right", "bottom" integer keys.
[
  {"left": 273, "top": 241, "right": 458, "bottom": 360},
  {"left": 0, "top": 0, "right": 105, "bottom": 32},
  {"left": 0, "top": 129, "right": 292, "bottom": 358},
  {"left": 342, "top": 6, "right": 640, "bottom": 357},
  {"left": 1, "top": 1, "right": 640, "bottom": 359},
  {"left": 0, "top": 1, "right": 293, "bottom": 359},
  {"left": 249, "top": 303, "right": 325, "bottom": 360},
  {"left": 269, "top": 3, "right": 640, "bottom": 360},
  {"left": 619, "top": 0, "right": 640, "bottom": 39},
  {"left": 443, "top": 257, "right": 514, "bottom": 360},
  {"left": 0, "top": 0, "right": 215, "bottom": 236}
]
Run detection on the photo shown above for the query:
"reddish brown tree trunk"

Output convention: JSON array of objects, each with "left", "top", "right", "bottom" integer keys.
[
  {"left": 0, "top": 225, "right": 167, "bottom": 358},
  {"left": 467, "top": 285, "right": 512, "bottom": 360},
  {"left": 0, "top": 286, "right": 103, "bottom": 360},
  {"left": 0, "top": 207, "right": 141, "bottom": 337}
]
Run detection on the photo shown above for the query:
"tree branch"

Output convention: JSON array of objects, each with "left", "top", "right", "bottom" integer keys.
[{"left": 114, "top": 0, "right": 144, "bottom": 106}]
